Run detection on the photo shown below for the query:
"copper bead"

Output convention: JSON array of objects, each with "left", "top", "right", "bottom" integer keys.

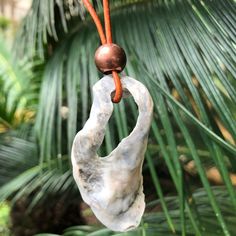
[{"left": 94, "top": 43, "right": 127, "bottom": 74}]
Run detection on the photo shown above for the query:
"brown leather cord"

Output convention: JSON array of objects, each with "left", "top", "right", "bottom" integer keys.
[
  {"left": 82, "top": 0, "right": 123, "bottom": 103},
  {"left": 103, "top": 0, "right": 112, "bottom": 43},
  {"left": 82, "top": 0, "right": 106, "bottom": 44}
]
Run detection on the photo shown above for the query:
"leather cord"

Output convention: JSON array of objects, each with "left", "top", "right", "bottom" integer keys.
[{"left": 82, "top": 0, "right": 123, "bottom": 103}]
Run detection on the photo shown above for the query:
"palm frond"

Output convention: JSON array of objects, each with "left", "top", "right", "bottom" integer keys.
[
  {"left": 0, "top": 37, "right": 43, "bottom": 130},
  {"left": 0, "top": 152, "right": 76, "bottom": 209},
  {"left": 0, "top": 133, "right": 37, "bottom": 186},
  {"left": 38, "top": 187, "right": 236, "bottom": 236}
]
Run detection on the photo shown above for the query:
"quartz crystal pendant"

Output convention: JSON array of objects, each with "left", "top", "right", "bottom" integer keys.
[{"left": 71, "top": 75, "right": 153, "bottom": 232}]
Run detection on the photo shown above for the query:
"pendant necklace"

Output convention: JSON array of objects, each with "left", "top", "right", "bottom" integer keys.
[{"left": 71, "top": 0, "right": 153, "bottom": 232}]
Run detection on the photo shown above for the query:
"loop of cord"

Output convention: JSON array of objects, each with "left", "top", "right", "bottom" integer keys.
[{"left": 82, "top": 0, "right": 123, "bottom": 103}]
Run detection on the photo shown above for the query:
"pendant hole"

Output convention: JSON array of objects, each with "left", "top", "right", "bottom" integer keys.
[
  {"left": 98, "top": 94, "right": 138, "bottom": 157},
  {"left": 110, "top": 88, "right": 131, "bottom": 101}
]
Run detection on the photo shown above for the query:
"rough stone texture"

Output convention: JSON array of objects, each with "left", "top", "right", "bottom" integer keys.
[{"left": 71, "top": 75, "right": 153, "bottom": 232}]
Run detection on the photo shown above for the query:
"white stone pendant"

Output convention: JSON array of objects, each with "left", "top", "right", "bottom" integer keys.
[{"left": 71, "top": 75, "right": 153, "bottom": 232}]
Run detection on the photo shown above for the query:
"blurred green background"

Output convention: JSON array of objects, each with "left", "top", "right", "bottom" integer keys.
[{"left": 0, "top": 0, "right": 236, "bottom": 235}]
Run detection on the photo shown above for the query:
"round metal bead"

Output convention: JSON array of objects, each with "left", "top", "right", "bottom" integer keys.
[{"left": 94, "top": 43, "right": 127, "bottom": 74}]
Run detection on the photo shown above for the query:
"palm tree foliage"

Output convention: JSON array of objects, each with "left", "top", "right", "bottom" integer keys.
[{"left": 0, "top": 0, "right": 236, "bottom": 235}]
